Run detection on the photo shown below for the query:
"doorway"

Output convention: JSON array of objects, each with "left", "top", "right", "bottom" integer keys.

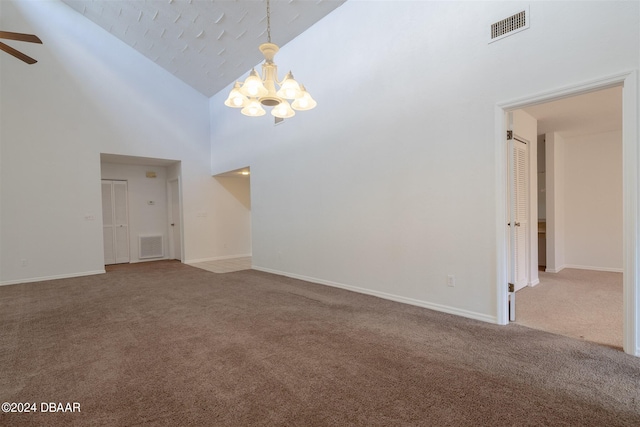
[
  {"left": 514, "top": 88, "right": 623, "bottom": 348},
  {"left": 495, "top": 71, "right": 638, "bottom": 356},
  {"left": 100, "top": 153, "right": 182, "bottom": 264}
]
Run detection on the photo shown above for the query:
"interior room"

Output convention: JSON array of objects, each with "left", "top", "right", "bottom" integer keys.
[
  {"left": 514, "top": 88, "right": 624, "bottom": 348},
  {"left": 1, "top": 1, "right": 639, "bottom": 425}
]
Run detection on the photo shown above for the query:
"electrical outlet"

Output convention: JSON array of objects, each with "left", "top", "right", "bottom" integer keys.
[{"left": 447, "top": 275, "right": 455, "bottom": 287}]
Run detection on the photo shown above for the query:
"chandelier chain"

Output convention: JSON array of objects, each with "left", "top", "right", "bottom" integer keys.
[{"left": 266, "top": 0, "right": 272, "bottom": 43}]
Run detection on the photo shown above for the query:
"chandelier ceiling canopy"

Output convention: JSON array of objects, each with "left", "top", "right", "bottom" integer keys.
[{"left": 224, "top": 0, "right": 317, "bottom": 119}]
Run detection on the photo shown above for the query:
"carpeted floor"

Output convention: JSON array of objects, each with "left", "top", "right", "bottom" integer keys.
[
  {"left": 515, "top": 268, "right": 623, "bottom": 349},
  {"left": 1, "top": 261, "right": 639, "bottom": 426}
]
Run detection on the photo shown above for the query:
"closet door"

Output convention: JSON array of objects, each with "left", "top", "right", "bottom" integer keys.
[
  {"left": 102, "top": 180, "right": 130, "bottom": 265},
  {"left": 102, "top": 181, "right": 115, "bottom": 265},
  {"left": 113, "top": 181, "right": 130, "bottom": 264}
]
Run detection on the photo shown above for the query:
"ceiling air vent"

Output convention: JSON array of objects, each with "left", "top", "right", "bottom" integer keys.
[{"left": 489, "top": 7, "right": 529, "bottom": 43}]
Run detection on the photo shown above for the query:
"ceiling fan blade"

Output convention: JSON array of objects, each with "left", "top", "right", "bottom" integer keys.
[
  {"left": 0, "top": 31, "right": 42, "bottom": 44},
  {"left": 0, "top": 41, "right": 37, "bottom": 64}
]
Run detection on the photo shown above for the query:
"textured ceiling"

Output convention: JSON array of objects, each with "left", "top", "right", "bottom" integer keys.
[{"left": 60, "top": 0, "right": 345, "bottom": 97}]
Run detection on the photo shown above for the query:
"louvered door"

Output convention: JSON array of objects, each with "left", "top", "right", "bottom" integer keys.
[
  {"left": 102, "top": 181, "right": 115, "bottom": 265},
  {"left": 102, "top": 180, "right": 130, "bottom": 265},
  {"left": 508, "top": 137, "right": 529, "bottom": 292}
]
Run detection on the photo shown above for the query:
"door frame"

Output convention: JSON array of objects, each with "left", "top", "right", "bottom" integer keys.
[{"left": 494, "top": 70, "right": 639, "bottom": 356}]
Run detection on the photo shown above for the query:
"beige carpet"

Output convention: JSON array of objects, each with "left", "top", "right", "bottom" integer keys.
[
  {"left": 1, "top": 261, "right": 639, "bottom": 426},
  {"left": 515, "top": 268, "right": 623, "bottom": 349}
]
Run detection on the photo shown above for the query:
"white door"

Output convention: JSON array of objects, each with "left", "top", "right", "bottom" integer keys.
[
  {"left": 169, "top": 179, "right": 182, "bottom": 261},
  {"left": 102, "top": 180, "right": 130, "bottom": 265},
  {"left": 102, "top": 181, "right": 115, "bottom": 265},
  {"left": 508, "top": 134, "right": 529, "bottom": 294}
]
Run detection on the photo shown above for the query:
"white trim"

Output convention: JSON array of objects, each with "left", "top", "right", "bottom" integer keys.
[
  {"left": 185, "top": 254, "right": 252, "bottom": 264},
  {"left": 528, "top": 278, "right": 540, "bottom": 286},
  {"left": 253, "top": 266, "right": 497, "bottom": 324},
  {"left": 498, "top": 71, "right": 632, "bottom": 110},
  {"left": 129, "top": 258, "right": 170, "bottom": 264},
  {"left": 622, "top": 70, "right": 639, "bottom": 356},
  {"left": 544, "top": 265, "right": 623, "bottom": 274},
  {"left": 496, "top": 70, "right": 639, "bottom": 356},
  {"left": 0, "top": 270, "right": 105, "bottom": 287},
  {"left": 563, "top": 265, "right": 624, "bottom": 273},
  {"left": 495, "top": 105, "right": 509, "bottom": 325}
]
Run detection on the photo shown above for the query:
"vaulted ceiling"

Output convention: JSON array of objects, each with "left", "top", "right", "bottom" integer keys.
[
  {"left": 57, "top": 1, "right": 620, "bottom": 139},
  {"left": 60, "top": 0, "right": 345, "bottom": 97}
]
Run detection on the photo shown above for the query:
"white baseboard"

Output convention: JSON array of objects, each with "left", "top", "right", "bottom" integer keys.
[
  {"left": 252, "top": 266, "right": 497, "bottom": 325},
  {"left": 545, "top": 264, "right": 622, "bottom": 273},
  {"left": 564, "top": 264, "right": 623, "bottom": 273},
  {"left": 528, "top": 278, "right": 540, "bottom": 287},
  {"left": 129, "top": 257, "right": 170, "bottom": 264},
  {"left": 0, "top": 270, "right": 106, "bottom": 287},
  {"left": 185, "top": 254, "right": 252, "bottom": 264}
]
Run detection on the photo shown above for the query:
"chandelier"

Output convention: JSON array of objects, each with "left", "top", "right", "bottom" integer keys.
[{"left": 224, "top": 0, "right": 317, "bottom": 119}]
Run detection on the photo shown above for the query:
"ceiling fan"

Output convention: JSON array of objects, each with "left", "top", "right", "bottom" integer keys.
[{"left": 0, "top": 31, "right": 42, "bottom": 64}]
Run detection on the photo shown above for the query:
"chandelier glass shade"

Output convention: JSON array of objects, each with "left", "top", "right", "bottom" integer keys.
[{"left": 224, "top": 1, "right": 316, "bottom": 119}]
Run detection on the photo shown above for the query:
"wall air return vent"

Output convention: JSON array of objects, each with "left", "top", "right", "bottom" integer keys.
[
  {"left": 139, "top": 235, "right": 164, "bottom": 259},
  {"left": 489, "top": 7, "right": 529, "bottom": 43}
]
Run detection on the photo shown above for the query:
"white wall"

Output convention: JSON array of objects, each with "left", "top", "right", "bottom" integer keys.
[
  {"left": 0, "top": 0, "right": 218, "bottom": 284},
  {"left": 513, "top": 109, "right": 539, "bottom": 286},
  {"left": 210, "top": 1, "right": 639, "bottom": 322},
  {"left": 544, "top": 129, "right": 623, "bottom": 273},
  {"left": 564, "top": 130, "right": 623, "bottom": 271},
  {"left": 101, "top": 162, "right": 173, "bottom": 263},
  {"left": 546, "top": 132, "right": 566, "bottom": 273}
]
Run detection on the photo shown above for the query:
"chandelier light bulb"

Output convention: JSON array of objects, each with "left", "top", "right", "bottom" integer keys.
[
  {"left": 276, "top": 71, "right": 302, "bottom": 100},
  {"left": 224, "top": 82, "right": 247, "bottom": 108},
  {"left": 272, "top": 100, "right": 295, "bottom": 119},
  {"left": 291, "top": 85, "right": 317, "bottom": 111},
  {"left": 240, "top": 69, "right": 268, "bottom": 98},
  {"left": 241, "top": 99, "right": 266, "bottom": 117},
  {"left": 295, "top": 97, "right": 309, "bottom": 109}
]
